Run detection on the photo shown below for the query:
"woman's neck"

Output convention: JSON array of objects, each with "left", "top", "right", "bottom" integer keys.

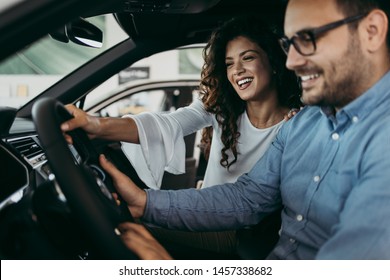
[{"left": 246, "top": 97, "right": 289, "bottom": 129}]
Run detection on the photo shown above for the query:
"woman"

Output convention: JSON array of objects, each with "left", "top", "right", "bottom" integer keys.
[
  {"left": 194, "top": 15, "right": 301, "bottom": 188},
  {"left": 62, "top": 16, "right": 301, "bottom": 256},
  {"left": 63, "top": 16, "right": 300, "bottom": 188}
]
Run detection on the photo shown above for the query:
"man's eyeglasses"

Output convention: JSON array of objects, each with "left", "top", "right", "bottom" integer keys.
[{"left": 279, "top": 13, "right": 367, "bottom": 56}]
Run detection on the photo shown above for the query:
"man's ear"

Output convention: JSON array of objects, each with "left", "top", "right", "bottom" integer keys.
[{"left": 361, "top": 9, "right": 388, "bottom": 53}]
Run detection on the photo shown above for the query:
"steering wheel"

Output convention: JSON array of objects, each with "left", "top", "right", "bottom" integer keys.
[{"left": 32, "top": 97, "right": 136, "bottom": 259}]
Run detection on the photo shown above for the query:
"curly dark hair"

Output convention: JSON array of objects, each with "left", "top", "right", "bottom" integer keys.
[{"left": 199, "top": 15, "right": 301, "bottom": 169}]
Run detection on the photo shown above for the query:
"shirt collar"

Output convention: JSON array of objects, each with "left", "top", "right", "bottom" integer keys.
[{"left": 321, "top": 70, "right": 390, "bottom": 124}]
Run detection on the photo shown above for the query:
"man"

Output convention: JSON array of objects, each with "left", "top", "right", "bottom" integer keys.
[{"left": 101, "top": 0, "right": 390, "bottom": 259}]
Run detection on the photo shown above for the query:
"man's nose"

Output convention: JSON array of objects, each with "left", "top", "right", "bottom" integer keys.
[{"left": 286, "top": 45, "right": 307, "bottom": 70}]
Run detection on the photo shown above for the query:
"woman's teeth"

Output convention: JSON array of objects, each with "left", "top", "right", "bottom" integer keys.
[{"left": 237, "top": 78, "right": 253, "bottom": 86}]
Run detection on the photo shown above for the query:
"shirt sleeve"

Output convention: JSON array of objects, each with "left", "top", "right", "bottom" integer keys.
[
  {"left": 142, "top": 130, "right": 285, "bottom": 231},
  {"left": 121, "top": 99, "right": 213, "bottom": 189}
]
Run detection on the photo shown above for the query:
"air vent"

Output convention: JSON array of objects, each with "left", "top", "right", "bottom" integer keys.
[{"left": 7, "top": 136, "right": 46, "bottom": 167}]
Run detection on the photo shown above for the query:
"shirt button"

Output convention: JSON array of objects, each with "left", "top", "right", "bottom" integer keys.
[
  {"left": 289, "top": 238, "right": 296, "bottom": 244},
  {"left": 313, "top": 175, "right": 320, "bottom": 182},
  {"left": 332, "top": 133, "right": 340, "bottom": 140},
  {"left": 296, "top": 214, "right": 303, "bottom": 221},
  {"left": 352, "top": 116, "right": 359, "bottom": 123}
]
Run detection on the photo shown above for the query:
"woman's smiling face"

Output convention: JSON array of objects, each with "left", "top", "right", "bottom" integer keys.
[{"left": 225, "top": 36, "right": 274, "bottom": 102}]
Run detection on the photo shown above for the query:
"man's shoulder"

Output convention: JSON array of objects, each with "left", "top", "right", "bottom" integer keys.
[
  {"left": 276, "top": 106, "right": 323, "bottom": 145},
  {"left": 282, "top": 106, "right": 322, "bottom": 130}
]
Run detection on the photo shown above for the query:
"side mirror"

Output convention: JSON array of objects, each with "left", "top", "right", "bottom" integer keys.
[{"left": 50, "top": 17, "right": 103, "bottom": 48}]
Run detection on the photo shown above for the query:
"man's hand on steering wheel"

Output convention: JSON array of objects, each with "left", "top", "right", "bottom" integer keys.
[
  {"left": 99, "top": 154, "right": 147, "bottom": 219},
  {"left": 118, "top": 223, "right": 173, "bottom": 260}
]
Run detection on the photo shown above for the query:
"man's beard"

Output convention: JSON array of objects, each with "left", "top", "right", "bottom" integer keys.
[{"left": 318, "top": 33, "right": 372, "bottom": 109}]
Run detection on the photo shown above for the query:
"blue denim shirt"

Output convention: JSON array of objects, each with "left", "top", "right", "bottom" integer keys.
[{"left": 144, "top": 71, "right": 390, "bottom": 259}]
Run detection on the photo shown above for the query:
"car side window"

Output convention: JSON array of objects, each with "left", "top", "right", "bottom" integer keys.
[
  {"left": 99, "top": 90, "right": 165, "bottom": 117},
  {"left": 97, "top": 86, "right": 197, "bottom": 117}
]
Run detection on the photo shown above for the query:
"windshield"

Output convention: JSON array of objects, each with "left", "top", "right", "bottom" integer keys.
[{"left": 0, "top": 15, "right": 128, "bottom": 109}]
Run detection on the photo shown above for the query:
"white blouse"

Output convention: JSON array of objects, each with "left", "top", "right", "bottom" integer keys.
[{"left": 121, "top": 98, "right": 284, "bottom": 189}]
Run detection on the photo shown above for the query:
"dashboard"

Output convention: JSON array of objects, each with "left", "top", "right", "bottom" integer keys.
[
  {"left": 0, "top": 118, "right": 52, "bottom": 210},
  {"left": 0, "top": 106, "right": 136, "bottom": 259},
  {"left": 0, "top": 109, "right": 85, "bottom": 214},
  {"left": 0, "top": 111, "right": 101, "bottom": 259}
]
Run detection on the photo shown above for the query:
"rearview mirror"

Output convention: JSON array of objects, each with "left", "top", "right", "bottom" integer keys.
[{"left": 49, "top": 17, "right": 103, "bottom": 48}]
